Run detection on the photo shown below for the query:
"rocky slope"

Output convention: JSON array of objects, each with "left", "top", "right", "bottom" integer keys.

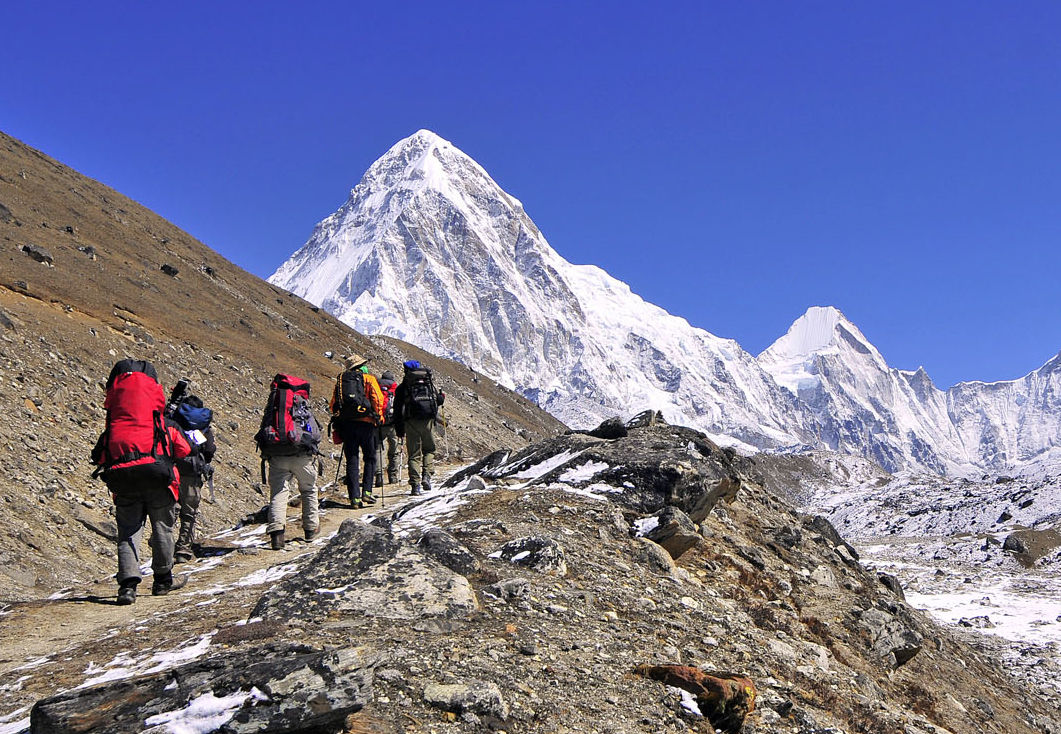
[
  {"left": 1, "top": 416, "right": 1058, "bottom": 734},
  {"left": 0, "top": 129, "right": 565, "bottom": 601},
  {"left": 271, "top": 130, "right": 1061, "bottom": 476}
]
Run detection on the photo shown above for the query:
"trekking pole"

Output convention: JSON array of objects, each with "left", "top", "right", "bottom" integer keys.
[{"left": 333, "top": 451, "right": 343, "bottom": 502}]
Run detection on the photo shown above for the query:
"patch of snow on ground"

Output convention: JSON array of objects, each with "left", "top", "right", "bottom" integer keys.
[
  {"left": 633, "top": 517, "right": 659, "bottom": 536},
  {"left": 236, "top": 563, "right": 300, "bottom": 588},
  {"left": 512, "top": 449, "right": 586, "bottom": 483},
  {"left": 0, "top": 709, "right": 28, "bottom": 734},
  {"left": 11, "top": 657, "right": 50, "bottom": 672},
  {"left": 144, "top": 687, "right": 269, "bottom": 733},
  {"left": 78, "top": 634, "right": 215, "bottom": 689},
  {"left": 557, "top": 460, "right": 610, "bottom": 484},
  {"left": 670, "top": 686, "right": 703, "bottom": 716}
]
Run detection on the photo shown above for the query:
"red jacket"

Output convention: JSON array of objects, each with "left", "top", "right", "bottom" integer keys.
[{"left": 166, "top": 426, "right": 192, "bottom": 500}]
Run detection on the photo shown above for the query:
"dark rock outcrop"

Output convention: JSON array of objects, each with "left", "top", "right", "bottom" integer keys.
[
  {"left": 417, "top": 529, "right": 481, "bottom": 576},
  {"left": 30, "top": 643, "right": 376, "bottom": 734},
  {"left": 493, "top": 536, "right": 567, "bottom": 576},
  {"left": 448, "top": 422, "right": 749, "bottom": 524}
]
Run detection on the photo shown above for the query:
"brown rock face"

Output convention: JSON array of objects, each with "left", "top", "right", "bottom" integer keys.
[{"left": 634, "top": 664, "right": 756, "bottom": 734}]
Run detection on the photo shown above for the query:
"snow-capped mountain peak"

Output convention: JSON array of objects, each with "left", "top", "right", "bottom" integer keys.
[
  {"left": 271, "top": 132, "right": 1061, "bottom": 476},
  {"left": 757, "top": 306, "right": 887, "bottom": 396}
]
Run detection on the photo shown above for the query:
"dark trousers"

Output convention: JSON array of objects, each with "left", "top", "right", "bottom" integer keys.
[{"left": 342, "top": 421, "right": 377, "bottom": 500}]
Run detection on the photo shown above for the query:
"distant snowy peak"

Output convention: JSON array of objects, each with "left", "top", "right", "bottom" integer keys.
[{"left": 758, "top": 306, "right": 886, "bottom": 394}]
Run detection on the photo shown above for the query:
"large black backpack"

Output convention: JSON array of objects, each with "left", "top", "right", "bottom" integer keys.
[
  {"left": 337, "top": 369, "right": 374, "bottom": 421},
  {"left": 403, "top": 366, "right": 439, "bottom": 420}
]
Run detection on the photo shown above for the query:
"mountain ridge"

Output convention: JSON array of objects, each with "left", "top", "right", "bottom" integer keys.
[{"left": 272, "top": 130, "right": 1061, "bottom": 476}]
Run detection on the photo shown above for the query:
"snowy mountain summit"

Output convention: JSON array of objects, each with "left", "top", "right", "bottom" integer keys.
[
  {"left": 271, "top": 131, "right": 1061, "bottom": 475},
  {"left": 271, "top": 130, "right": 808, "bottom": 450}
]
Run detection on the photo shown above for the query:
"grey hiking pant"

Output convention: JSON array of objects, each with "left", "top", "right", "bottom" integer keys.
[
  {"left": 406, "top": 418, "right": 435, "bottom": 489},
  {"left": 175, "top": 475, "right": 201, "bottom": 557},
  {"left": 267, "top": 453, "right": 318, "bottom": 534},
  {"left": 380, "top": 424, "right": 399, "bottom": 477},
  {"left": 114, "top": 483, "right": 178, "bottom": 585}
]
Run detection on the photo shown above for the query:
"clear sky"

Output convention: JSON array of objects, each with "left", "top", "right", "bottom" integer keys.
[{"left": 5, "top": 1, "right": 1059, "bottom": 389}]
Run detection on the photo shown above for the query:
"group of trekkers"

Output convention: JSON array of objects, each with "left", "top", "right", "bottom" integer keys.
[{"left": 89, "top": 353, "right": 444, "bottom": 605}]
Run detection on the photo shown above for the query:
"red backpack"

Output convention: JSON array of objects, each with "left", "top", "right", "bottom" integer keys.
[
  {"left": 381, "top": 381, "right": 398, "bottom": 425},
  {"left": 91, "top": 362, "right": 175, "bottom": 491},
  {"left": 254, "top": 374, "right": 322, "bottom": 458}
]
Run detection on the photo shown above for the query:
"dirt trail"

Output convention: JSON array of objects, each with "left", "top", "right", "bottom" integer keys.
[{"left": 0, "top": 474, "right": 443, "bottom": 722}]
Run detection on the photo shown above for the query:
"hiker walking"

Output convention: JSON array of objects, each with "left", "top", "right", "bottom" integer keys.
[
  {"left": 165, "top": 386, "right": 216, "bottom": 564},
  {"left": 394, "top": 360, "right": 445, "bottom": 496},
  {"left": 91, "top": 360, "right": 192, "bottom": 605},
  {"left": 377, "top": 370, "right": 400, "bottom": 484},
  {"left": 253, "top": 374, "right": 322, "bottom": 550},
  {"left": 329, "top": 354, "right": 385, "bottom": 508}
]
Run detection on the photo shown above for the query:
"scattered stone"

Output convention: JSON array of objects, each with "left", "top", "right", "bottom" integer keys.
[
  {"left": 160, "top": 263, "right": 179, "bottom": 277},
  {"left": 423, "top": 680, "right": 509, "bottom": 720},
  {"left": 493, "top": 536, "right": 567, "bottom": 576},
  {"left": 959, "top": 615, "right": 995, "bottom": 629},
  {"left": 878, "top": 572, "right": 906, "bottom": 601},
  {"left": 1003, "top": 533, "right": 1028, "bottom": 554},
  {"left": 21, "top": 244, "right": 53, "bottom": 264}
]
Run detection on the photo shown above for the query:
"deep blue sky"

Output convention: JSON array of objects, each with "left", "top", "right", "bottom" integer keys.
[{"left": 5, "top": 2, "right": 1060, "bottom": 388}]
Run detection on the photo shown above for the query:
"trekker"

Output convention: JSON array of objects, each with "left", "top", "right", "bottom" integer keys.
[
  {"left": 377, "top": 370, "right": 400, "bottom": 484},
  {"left": 166, "top": 386, "right": 216, "bottom": 564},
  {"left": 91, "top": 360, "right": 192, "bottom": 605},
  {"left": 394, "top": 360, "right": 445, "bottom": 496},
  {"left": 253, "top": 374, "right": 322, "bottom": 550},
  {"left": 329, "top": 354, "right": 384, "bottom": 508}
]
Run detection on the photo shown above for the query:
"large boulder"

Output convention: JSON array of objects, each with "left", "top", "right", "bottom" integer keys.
[
  {"left": 30, "top": 643, "right": 376, "bottom": 734},
  {"left": 858, "top": 607, "right": 923, "bottom": 669},
  {"left": 638, "top": 506, "right": 701, "bottom": 559},
  {"left": 445, "top": 423, "right": 749, "bottom": 524},
  {"left": 252, "top": 519, "right": 478, "bottom": 621}
]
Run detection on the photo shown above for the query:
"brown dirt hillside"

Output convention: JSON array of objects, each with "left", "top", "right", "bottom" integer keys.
[{"left": 0, "top": 129, "right": 565, "bottom": 601}]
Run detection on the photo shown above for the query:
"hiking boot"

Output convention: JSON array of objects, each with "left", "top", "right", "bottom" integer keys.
[
  {"left": 152, "top": 574, "right": 187, "bottom": 596},
  {"left": 422, "top": 479, "right": 432, "bottom": 493},
  {"left": 173, "top": 550, "right": 194, "bottom": 565},
  {"left": 348, "top": 492, "right": 361, "bottom": 509},
  {"left": 270, "top": 529, "right": 285, "bottom": 550},
  {"left": 305, "top": 527, "right": 319, "bottom": 541},
  {"left": 116, "top": 581, "right": 137, "bottom": 606},
  {"left": 362, "top": 492, "right": 376, "bottom": 505},
  {"left": 411, "top": 485, "right": 422, "bottom": 496},
  {"left": 387, "top": 471, "right": 396, "bottom": 484}
]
